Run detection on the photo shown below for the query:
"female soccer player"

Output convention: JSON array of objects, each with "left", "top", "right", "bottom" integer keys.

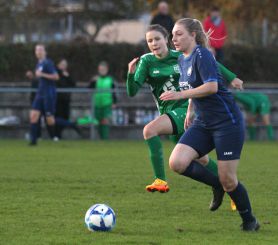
[
  {"left": 160, "top": 18, "right": 259, "bottom": 231},
  {"left": 127, "top": 24, "right": 241, "bottom": 211}
]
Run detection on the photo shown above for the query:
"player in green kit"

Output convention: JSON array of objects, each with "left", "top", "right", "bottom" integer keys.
[{"left": 127, "top": 24, "right": 242, "bottom": 211}]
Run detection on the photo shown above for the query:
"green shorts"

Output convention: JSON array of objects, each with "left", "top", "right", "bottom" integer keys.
[
  {"left": 95, "top": 106, "right": 112, "bottom": 121},
  {"left": 234, "top": 92, "right": 271, "bottom": 115},
  {"left": 166, "top": 107, "right": 187, "bottom": 135}
]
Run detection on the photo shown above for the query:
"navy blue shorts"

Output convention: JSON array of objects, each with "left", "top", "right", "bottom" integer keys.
[
  {"left": 178, "top": 123, "right": 245, "bottom": 160},
  {"left": 32, "top": 94, "right": 56, "bottom": 116}
]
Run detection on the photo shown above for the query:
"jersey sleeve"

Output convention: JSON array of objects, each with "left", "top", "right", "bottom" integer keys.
[
  {"left": 217, "top": 62, "right": 237, "bottom": 83},
  {"left": 196, "top": 49, "right": 218, "bottom": 84},
  {"left": 126, "top": 56, "right": 148, "bottom": 97}
]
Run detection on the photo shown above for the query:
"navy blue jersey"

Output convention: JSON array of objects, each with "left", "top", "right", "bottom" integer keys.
[
  {"left": 178, "top": 45, "right": 242, "bottom": 129},
  {"left": 36, "top": 58, "right": 57, "bottom": 97}
]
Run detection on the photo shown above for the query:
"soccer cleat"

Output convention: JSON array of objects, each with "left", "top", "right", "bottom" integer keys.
[
  {"left": 209, "top": 187, "right": 225, "bottom": 211},
  {"left": 241, "top": 219, "right": 260, "bottom": 231},
  {"left": 29, "top": 142, "right": 37, "bottom": 146},
  {"left": 231, "top": 199, "right": 237, "bottom": 211},
  {"left": 146, "top": 178, "right": 169, "bottom": 193}
]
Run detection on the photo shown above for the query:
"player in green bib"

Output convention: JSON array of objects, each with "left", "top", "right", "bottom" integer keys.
[
  {"left": 127, "top": 24, "right": 242, "bottom": 211},
  {"left": 90, "top": 61, "right": 116, "bottom": 139}
]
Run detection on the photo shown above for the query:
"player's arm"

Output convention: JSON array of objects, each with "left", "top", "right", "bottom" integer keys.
[
  {"left": 37, "top": 72, "right": 59, "bottom": 81},
  {"left": 217, "top": 62, "right": 243, "bottom": 90},
  {"left": 126, "top": 57, "right": 147, "bottom": 97},
  {"left": 160, "top": 50, "right": 219, "bottom": 100},
  {"left": 36, "top": 61, "right": 59, "bottom": 81}
]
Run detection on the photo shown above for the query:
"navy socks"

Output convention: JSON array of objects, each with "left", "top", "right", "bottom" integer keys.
[
  {"left": 228, "top": 182, "right": 255, "bottom": 223},
  {"left": 30, "top": 123, "right": 38, "bottom": 144},
  {"left": 182, "top": 161, "right": 222, "bottom": 189}
]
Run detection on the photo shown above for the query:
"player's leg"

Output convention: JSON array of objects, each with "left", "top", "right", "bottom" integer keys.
[
  {"left": 29, "top": 109, "right": 41, "bottom": 145},
  {"left": 44, "top": 95, "right": 56, "bottom": 139},
  {"left": 170, "top": 125, "right": 223, "bottom": 192},
  {"left": 144, "top": 114, "right": 173, "bottom": 193},
  {"left": 215, "top": 123, "right": 259, "bottom": 231},
  {"left": 95, "top": 106, "right": 111, "bottom": 140},
  {"left": 167, "top": 107, "right": 219, "bottom": 177},
  {"left": 259, "top": 95, "right": 274, "bottom": 140},
  {"left": 30, "top": 96, "right": 43, "bottom": 145},
  {"left": 218, "top": 160, "right": 259, "bottom": 231},
  {"left": 246, "top": 113, "right": 256, "bottom": 140}
]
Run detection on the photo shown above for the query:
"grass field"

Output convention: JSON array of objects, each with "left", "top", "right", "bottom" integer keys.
[{"left": 0, "top": 140, "right": 278, "bottom": 245}]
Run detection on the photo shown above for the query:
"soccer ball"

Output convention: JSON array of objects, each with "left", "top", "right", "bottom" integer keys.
[{"left": 85, "top": 204, "right": 116, "bottom": 232}]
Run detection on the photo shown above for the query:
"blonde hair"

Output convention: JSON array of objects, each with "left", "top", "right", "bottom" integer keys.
[{"left": 176, "top": 18, "right": 211, "bottom": 48}]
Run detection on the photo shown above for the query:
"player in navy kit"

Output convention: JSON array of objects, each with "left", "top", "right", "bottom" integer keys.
[
  {"left": 30, "top": 44, "right": 59, "bottom": 145},
  {"left": 160, "top": 18, "right": 259, "bottom": 231}
]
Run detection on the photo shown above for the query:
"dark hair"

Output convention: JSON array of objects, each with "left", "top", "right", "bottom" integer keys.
[
  {"left": 175, "top": 18, "right": 210, "bottom": 48},
  {"left": 98, "top": 61, "right": 109, "bottom": 67},
  {"left": 146, "top": 24, "right": 173, "bottom": 48},
  {"left": 147, "top": 24, "right": 169, "bottom": 39}
]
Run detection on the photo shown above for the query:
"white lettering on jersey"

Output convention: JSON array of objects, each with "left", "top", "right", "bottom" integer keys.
[
  {"left": 179, "top": 81, "right": 193, "bottom": 90},
  {"left": 224, "top": 152, "right": 233, "bottom": 156}
]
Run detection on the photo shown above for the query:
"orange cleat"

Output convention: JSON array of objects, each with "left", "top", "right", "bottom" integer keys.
[
  {"left": 231, "top": 199, "right": 237, "bottom": 211},
  {"left": 146, "top": 178, "right": 169, "bottom": 193}
]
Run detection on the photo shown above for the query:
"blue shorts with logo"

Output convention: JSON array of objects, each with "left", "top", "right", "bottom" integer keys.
[
  {"left": 178, "top": 121, "right": 245, "bottom": 160},
  {"left": 32, "top": 94, "right": 56, "bottom": 117}
]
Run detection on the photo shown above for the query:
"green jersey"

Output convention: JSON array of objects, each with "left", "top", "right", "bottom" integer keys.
[
  {"left": 94, "top": 76, "right": 113, "bottom": 107},
  {"left": 126, "top": 49, "right": 237, "bottom": 115},
  {"left": 127, "top": 49, "right": 188, "bottom": 114}
]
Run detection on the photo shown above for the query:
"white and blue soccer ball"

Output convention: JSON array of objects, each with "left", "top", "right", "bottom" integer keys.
[{"left": 85, "top": 204, "right": 116, "bottom": 232}]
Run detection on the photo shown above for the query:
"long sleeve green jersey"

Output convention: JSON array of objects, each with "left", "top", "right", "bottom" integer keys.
[
  {"left": 127, "top": 50, "right": 188, "bottom": 115},
  {"left": 126, "top": 49, "right": 237, "bottom": 115}
]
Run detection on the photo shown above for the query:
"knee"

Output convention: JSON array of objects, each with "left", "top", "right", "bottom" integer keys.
[
  {"left": 219, "top": 174, "right": 238, "bottom": 192},
  {"left": 169, "top": 155, "right": 190, "bottom": 174},
  {"left": 30, "top": 112, "right": 39, "bottom": 123},
  {"left": 46, "top": 117, "right": 55, "bottom": 126},
  {"left": 143, "top": 123, "right": 157, "bottom": 139}
]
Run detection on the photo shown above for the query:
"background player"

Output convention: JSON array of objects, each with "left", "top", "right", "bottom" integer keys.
[
  {"left": 234, "top": 92, "right": 274, "bottom": 140},
  {"left": 29, "top": 44, "right": 59, "bottom": 145},
  {"left": 160, "top": 18, "right": 259, "bottom": 231}
]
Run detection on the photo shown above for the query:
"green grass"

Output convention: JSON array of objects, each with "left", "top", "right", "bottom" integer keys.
[{"left": 0, "top": 140, "right": 278, "bottom": 245}]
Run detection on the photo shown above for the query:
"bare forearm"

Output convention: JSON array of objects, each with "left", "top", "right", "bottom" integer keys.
[
  {"left": 181, "top": 82, "right": 217, "bottom": 99},
  {"left": 41, "top": 73, "right": 59, "bottom": 81}
]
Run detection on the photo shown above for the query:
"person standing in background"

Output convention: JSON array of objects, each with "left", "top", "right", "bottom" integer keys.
[
  {"left": 29, "top": 44, "right": 59, "bottom": 145},
  {"left": 151, "top": 1, "right": 174, "bottom": 37},
  {"left": 55, "top": 59, "right": 76, "bottom": 139},
  {"left": 203, "top": 6, "right": 227, "bottom": 63},
  {"left": 89, "top": 61, "right": 117, "bottom": 140}
]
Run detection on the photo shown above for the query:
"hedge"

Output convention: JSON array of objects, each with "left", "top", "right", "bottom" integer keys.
[{"left": 0, "top": 42, "right": 277, "bottom": 82}]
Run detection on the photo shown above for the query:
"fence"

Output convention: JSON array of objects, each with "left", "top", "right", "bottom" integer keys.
[{"left": 0, "top": 85, "right": 278, "bottom": 140}]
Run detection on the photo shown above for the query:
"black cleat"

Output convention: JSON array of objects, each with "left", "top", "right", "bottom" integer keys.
[
  {"left": 209, "top": 187, "right": 225, "bottom": 211},
  {"left": 29, "top": 142, "right": 37, "bottom": 146},
  {"left": 241, "top": 219, "right": 260, "bottom": 232}
]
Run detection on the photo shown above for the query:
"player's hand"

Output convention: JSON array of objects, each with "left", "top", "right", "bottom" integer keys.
[
  {"left": 160, "top": 91, "right": 183, "bottom": 101},
  {"left": 231, "top": 78, "right": 244, "bottom": 90},
  {"left": 35, "top": 70, "right": 43, "bottom": 77},
  {"left": 128, "top": 58, "right": 139, "bottom": 74}
]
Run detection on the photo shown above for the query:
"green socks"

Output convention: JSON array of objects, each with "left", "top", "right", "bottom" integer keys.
[
  {"left": 266, "top": 125, "right": 274, "bottom": 140},
  {"left": 247, "top": 126, "right": 256, "bottom": 140},
  {"left": 99, "top": 124, "right": 109, "bottom": 139},
  {"left": 146, "top": 136, "right": 166, "bottom": 181},
  {"left": 205, "top": 158, "right": 218, "bottom": 176}
]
